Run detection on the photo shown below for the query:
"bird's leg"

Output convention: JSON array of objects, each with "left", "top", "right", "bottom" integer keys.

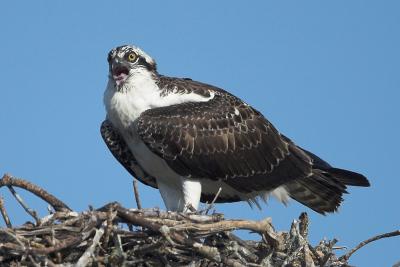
[
  {"left": 157, "top": 179, "right": 185, "bottom": 211},
  {"left": 156, "top": 177, "right": 201, "bottom": 212},
  {"left": 181, "top": 178, "right": 202, "bottom": 213}
]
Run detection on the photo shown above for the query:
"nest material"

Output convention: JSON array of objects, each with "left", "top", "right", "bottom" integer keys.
[
  {"left": 0, "top": 173, "right": 398, "bottom": 267},
  {"left": 1, "top": 205, "right": 341, "bottom": 267}
]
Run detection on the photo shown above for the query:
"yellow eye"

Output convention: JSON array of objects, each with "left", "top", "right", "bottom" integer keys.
[{"left": 127, "top": 52, "right": 138, "bottom": 62}]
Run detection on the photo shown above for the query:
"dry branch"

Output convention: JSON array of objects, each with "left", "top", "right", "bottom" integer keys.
[
  {"left": 0, "top": 197, "right": 11, "bottom": 228},
  {"left": 0, "top": 173, "right": 398, "bottom": 266},
  {"left": 0, "top": 174, "right": 71, "bottom": 212},
  {"left": 338, "top": 229, "right": 400, "bottom": 262},
  {"left": 132, "top": 178, "right": 142, "bottom": 210}
]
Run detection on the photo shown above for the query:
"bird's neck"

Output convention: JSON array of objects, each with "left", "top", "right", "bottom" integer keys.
[
  {"left": 104, "top": 70, "right": 214, "bottom": 131},
  {"left": 104, "top": 69, "right": 161, "bottom": 129}
]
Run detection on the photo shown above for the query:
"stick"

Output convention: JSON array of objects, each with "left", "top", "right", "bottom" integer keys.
[
  {"left": 171, "top": 217, "right": 274, "bottom": 236},
  {"left": 0, "top": 174, "right": 71, "bottom": 212},
  {"left": 0, "top": 196, "right": 12, "bottom": 228},
  {"left": 103, "top": 205, "right": 117, "bottom": 248},
  {"left": 132, "top": 179, "right": 142, "bottom": 210},
  {"left": 339, "top": 230, "right": 400, "bottom": 261},
  {"left": 298, "top": 212, "right": 309, "bottom": 238},
  {"left": 205, "top": 187, "right": 222, "bottom": 215},
  {"left": 7, "top": 185, "right": 41, "bottom": 225},
  {"left": 28, "top": 255, "right": 41, "bottom": 267},
  {"left": 75, "top": 223, "right": 106, "bottom": 267},
  {"left": 0, "top": 229, "right": 26, "bottom": 250}
]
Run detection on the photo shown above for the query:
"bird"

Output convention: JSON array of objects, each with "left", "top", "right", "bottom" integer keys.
[{"left": 101, "top": 44, "right": 370, "bottom": 214}]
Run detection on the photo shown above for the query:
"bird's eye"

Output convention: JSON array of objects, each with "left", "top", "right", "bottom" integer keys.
[{"left": 127, "top": 52, "right": 138, "bottom": 62}]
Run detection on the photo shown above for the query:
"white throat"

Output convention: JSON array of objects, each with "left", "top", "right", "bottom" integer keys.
[
  {"left": 104, "top": 68, "right": 159, "bottom": 129},
  {"left": 104, "top": 68, "right": 214, "bottom": 130}
]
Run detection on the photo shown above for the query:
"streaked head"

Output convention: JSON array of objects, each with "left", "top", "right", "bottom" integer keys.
[{"left": 107, "top": 45, "right": 157, "bottom": 89}]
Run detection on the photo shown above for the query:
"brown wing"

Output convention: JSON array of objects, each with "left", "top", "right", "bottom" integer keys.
[
  {"left": 100, "top": 120, "right": 158, "bottom": 189},
  {"left": 136, "top": 78, "right": 313, "bottom": 193},
  {"left": 104, "top": 76, "right": 370, "bottom": 214}
]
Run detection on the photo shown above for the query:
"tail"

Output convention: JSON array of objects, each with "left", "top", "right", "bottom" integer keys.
[{"left": 286, "top": 149, "right": 370, "bottom": 214}]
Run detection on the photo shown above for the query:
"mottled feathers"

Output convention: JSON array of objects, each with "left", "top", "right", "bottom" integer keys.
[
  {"left": 102, "top": 76, "right": 370, "bottom": 214},
  {"left": 102, "top": 45, "right": 370, "bottom": 213}
]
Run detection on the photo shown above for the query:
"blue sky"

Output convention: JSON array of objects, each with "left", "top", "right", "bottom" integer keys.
[{"left": 1, "top": 1, "right": 399, "bottom": 266}]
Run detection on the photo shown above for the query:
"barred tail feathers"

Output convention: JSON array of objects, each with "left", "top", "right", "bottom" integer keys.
[{"left": 286, "top": 167, "right": 369, "bottom": 214}]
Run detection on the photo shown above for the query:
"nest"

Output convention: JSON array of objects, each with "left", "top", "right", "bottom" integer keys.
[{"left": 0, "top": 174, "right": 398, "bottom": 267}]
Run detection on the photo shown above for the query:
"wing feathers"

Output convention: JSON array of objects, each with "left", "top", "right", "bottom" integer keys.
[
  {"left": 103, "top": 76, "right": 369, "bottom": 214},
  {"left": 100, "top": 120, "right": 158, "bottom": 189},
  {"left": 136, "top": 78, "right": 308, "bottom": 188}
]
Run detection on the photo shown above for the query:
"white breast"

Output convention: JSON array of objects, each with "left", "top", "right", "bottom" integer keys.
[
  {"left": 103, "top": 70, "right": 158, "bottom": 129},
  {"left": 103, "top": 69, "right": 214, "bottom": 211},
  {"left": 103, "top": 69, "right": 215, "bottom": 176}
]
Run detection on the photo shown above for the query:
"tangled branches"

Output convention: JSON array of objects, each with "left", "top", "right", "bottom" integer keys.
[{"left": 0, "top": 173, "right": 398, "bottom": 266}]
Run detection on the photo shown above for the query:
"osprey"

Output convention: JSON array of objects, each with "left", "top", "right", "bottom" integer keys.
[{"left": 101, "top": 45, "right": 370, "bottom": 214}]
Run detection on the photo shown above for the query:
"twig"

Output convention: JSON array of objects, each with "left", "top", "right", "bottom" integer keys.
[
  {"left": 339, "top": 230, "right": 400, "bottom": 261},
  {"left": 205, "top": 187, "right": 222, "bottom": 215},
  {"left": 113, "top": 232, "right": 124, "bottom": 255},
  {"left": 103, "top": 204, "right": 117, "bottom": 248},
  {"left": 171, "top": 217, "right": 275, "bottom": 236},
  {"left": 132, "top": 178, "right": 142, "bottom": 210},
  {"left": 44, "top": 259, "right": 58, "bottom": 267},
  {"left": 332, "top": 246, "right": 347, "bottom": 250},
  {"left": 308, "top": 244, "right": 322, "bottom": 265},
  {"left": 133, "top": 241, "right": 164, "bottom": 255},
  {"left": 109, "top": 232, "right": 126, "bottom": 265},
  {"left": 320, "top": 252, "right": 333, "bottom": 267},
  {"left": 117, "top": 206, "right": 164, "bottom": 232},
  {"left": 7, "top": 185, "right": 41, "bottom": 225},
  {"left": 185, "top": 203, "right": 197, "bottom": 212},
  {"left": 0, "top": 228, "right": 26, "bottom": 250},
  {"left": 0, "top": 174, "right": 71, "bottom": 212},
  {"left": 192, "top": 242, "right": 221, "bottom": 263},
  {"left": 28, "top": 255, "right": 41, "bottom": 267},
  {"left": 99, "top": 205, "right": 224, "bottom": 223},
  {"left": 1, "top": 231, "right": 88, "bottom": 255},
  {"left": 75, "top": 223, "right": 106, "bottom": 267},
  {"left": 0, "top": 196, "right": 12, "bottom": 228},
  {"left": 319, "top": 239, "right": 338, "bottom": 266},
  {"left": 298, "top": 212, "right": 309, "bottom": 239},
  {"left": 45, "top": 259, "right": 58, "bottom": 267}
]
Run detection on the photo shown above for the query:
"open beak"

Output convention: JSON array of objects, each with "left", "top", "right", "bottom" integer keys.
[{"left": 111, "top": 64, "right": 130, "bottom": 86}]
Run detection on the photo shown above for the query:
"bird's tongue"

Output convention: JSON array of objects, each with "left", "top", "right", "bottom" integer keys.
[
  {"left": 112, "top": 66, "right": 129, "bottom": 86},
  {"left": 113, "top": 73, "right": 128, "bottom": 86}
]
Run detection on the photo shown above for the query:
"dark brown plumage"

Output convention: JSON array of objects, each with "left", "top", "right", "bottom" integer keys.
[{"left": 102, "top": 76, "right": 370, "bottom": 214}]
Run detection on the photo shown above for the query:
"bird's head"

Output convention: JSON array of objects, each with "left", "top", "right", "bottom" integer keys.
[{"left": 107, "top": 45, "right": 157, "bottom": 90}]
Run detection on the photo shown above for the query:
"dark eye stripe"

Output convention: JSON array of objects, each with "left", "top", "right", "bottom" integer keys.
[{"left": 137, "top": 56, "right": 155, "bottom": 71}]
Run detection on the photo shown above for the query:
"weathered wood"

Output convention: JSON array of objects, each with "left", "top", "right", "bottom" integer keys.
[{"left": 0, "top": 173, "right": 398, "bottom": 266}]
